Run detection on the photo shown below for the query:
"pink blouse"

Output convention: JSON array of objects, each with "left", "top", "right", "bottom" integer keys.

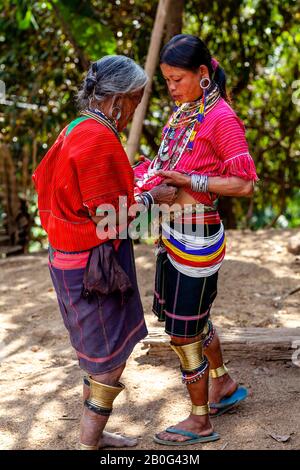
[{"left": 134, "top": 98, "right": 258, "bottom": 206}]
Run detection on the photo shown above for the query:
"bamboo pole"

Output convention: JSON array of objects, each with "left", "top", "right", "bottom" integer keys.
[{"left": 126, "top": 0, "right": 172, "bottom": 162}]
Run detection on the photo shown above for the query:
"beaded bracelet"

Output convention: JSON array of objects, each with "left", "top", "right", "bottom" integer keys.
[
  {"left": 135, "top": 191, "right": 154, "bottom": 210},
  {"left": 143, "top": 191, "right": 154, "bottom": 207}
]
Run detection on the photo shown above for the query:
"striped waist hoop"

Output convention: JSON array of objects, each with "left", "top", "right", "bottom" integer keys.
[{"left": 160, "top": 208, "right": 226, "bottom": 278}]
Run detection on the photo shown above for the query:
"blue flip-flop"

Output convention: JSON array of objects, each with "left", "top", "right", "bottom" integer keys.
[
  {"left": 153, "top": 428, "right": 220, "bottom": 446},
  {"left": 209, "top": 386, "right": 248, "bottom": 418}
]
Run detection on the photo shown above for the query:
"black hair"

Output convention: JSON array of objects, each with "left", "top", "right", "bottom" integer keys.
[{"left": 160, "top": 34, "right": 229, "bottom": 102}]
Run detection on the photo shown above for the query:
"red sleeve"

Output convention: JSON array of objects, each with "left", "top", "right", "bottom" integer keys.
[
  {"left": 69, "top": 124, "right": 134, "bottom": 216},
  {"left": 214, "top": 114, "right": 258, "bottom": 181}
]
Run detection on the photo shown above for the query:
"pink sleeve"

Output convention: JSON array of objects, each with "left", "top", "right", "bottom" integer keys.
[
  {"left": 133, "top": 158, "right": 151, "bottom": 181},
  {"left": 214, "top": 114, "right": 258, "bottom": 181},
  {"left": 133, "top": 158, "right": 151, "bottom": 195},
  {"left": 133, "top": 157, "right": 165, "bottom": 194}
]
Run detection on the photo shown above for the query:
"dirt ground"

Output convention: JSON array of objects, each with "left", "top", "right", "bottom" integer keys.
[{"left": 0, "top": 228, "right": 299, "bottom": 450}]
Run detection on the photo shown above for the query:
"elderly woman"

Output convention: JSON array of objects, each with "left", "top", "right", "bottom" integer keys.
[
  {"left": 134, "top": 35, "right": 258, "bottom": 445},
  {"left": 32, "top": 55, "right": 176, "bottom": 450}
]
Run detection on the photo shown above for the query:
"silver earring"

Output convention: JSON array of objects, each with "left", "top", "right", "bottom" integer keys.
[
  {"left": 111, "top": 106, "right": 122, "bottom": 121},
  {"left": 200, "top": 77, "right": 211, "bottom": 89}
]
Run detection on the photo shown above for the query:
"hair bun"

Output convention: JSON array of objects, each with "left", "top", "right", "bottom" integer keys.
[
  {"left": 85, "top": 75, "right": 97, "bottom": 93},
  {"left": 91, "top": 62, "right": 98, "bottom": 74}
]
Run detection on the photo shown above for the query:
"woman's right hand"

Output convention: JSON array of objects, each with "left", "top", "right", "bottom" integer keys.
[{"left": 148, "top": 183, "right": 178, "bottom": 205}]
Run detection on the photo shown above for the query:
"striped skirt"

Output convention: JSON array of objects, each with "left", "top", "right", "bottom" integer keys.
[
  {"left": 153, "top": 209, "right": 224, "bottom": 338},
  {"left": 49, "top": 239, "right": 147, "bottom": 374}
]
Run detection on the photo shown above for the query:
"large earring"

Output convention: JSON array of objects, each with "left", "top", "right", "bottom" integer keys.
[
  {"left": 111, "top": 106, "right": 122, "bottom": 120},
  {"left": 200, "top": 77, "right": 211, "bottom": 89},
  {"left": 197, "top": 89, "right": 207, "bottom": 123}
]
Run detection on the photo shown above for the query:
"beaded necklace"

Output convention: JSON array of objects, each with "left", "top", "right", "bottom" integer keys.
[
  {"left": 152, "top": 83, "right": 221, "bottom": 173},
  {"left": 80, "top": 108, "right": 120, "bottom": 141}
]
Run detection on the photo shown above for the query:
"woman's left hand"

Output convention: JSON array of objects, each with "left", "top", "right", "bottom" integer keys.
[{"left": 155, "top": 170, "right": 191, "bottom": 187}]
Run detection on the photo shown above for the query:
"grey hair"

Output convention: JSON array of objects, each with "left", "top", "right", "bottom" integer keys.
[{"left": 77, "top": 55, "right": 148, "bottom": 109}]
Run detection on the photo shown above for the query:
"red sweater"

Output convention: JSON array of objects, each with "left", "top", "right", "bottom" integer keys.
[{"left": 32, "top": 118, "right": 134, "bottom": 251}]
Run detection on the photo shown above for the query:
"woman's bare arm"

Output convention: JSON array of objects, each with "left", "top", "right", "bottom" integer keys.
[{"left": 155, "top": 170, "right": 254, "bottom": 198}]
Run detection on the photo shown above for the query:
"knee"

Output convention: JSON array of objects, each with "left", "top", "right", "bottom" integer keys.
[
  {"left": 91, "top": 362, "right": 126, "bottom": 386},
  {"left": 170, "top": 334, "right": 202, "bottom": 346}
]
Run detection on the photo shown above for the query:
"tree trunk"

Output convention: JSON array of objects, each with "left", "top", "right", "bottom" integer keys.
[
  {"left": 218, "top": 197, "right": 237, "bottom": 229},
  {"left": 164, "top": 0, "right": 184, "bottom": 42},
  {"left": 126, "top": 0, "right": 172, "bottom": 162}
]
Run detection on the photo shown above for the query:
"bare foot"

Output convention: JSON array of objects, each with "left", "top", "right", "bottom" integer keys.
[
  {"left": 209, "top": 374, "right": 238, "bottom": 414},
  {"left": 80, "top": 407, "right": 137, "bottom": 449},
  {"left": 98, "top": 431, "right": 138, "bottom": 448},
  {"left": 155, "top": 415, "right": 213, "bottom": 443},
  {"left": 80, "top": 407, "right": 108, "bottom": 448}
]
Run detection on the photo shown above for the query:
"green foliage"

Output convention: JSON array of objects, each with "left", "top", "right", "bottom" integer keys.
[{"left": 57, "top": 1, "right": 116, "bottom": 59}]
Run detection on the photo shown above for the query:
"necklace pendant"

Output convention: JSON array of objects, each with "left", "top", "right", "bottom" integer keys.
[
  {"left": 160, "top": 151, "right": 170, "bottom": 162},
  {"left": 169, "top": 129, "right": 176, "bottom": 139},
  {"left": 159, "top": 141, "right": 170, "bottom": 161},
  {"left": 154, "top": 160, "right": 163, "bottom": 171},
  {"left": 163, "top": 140, "right": 169, "bottom": 151}
]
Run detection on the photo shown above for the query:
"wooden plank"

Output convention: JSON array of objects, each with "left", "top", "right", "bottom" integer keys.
[
  {"left": 0, "top": 236, "right": 10, "bottom": 244},
  {"left": 141, "top": 327, "right": 300, "bottom": 361},
  {"left": 0, "top": 245, "right": 23, "bottom": 257}
]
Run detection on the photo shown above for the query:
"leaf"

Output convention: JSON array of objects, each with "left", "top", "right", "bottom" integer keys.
[
  {"left": 30, "top": 12, "right": 39, "bottom": 31},
  {"left": 16, "top": 9, "right": 33, "bottom": 30}
]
